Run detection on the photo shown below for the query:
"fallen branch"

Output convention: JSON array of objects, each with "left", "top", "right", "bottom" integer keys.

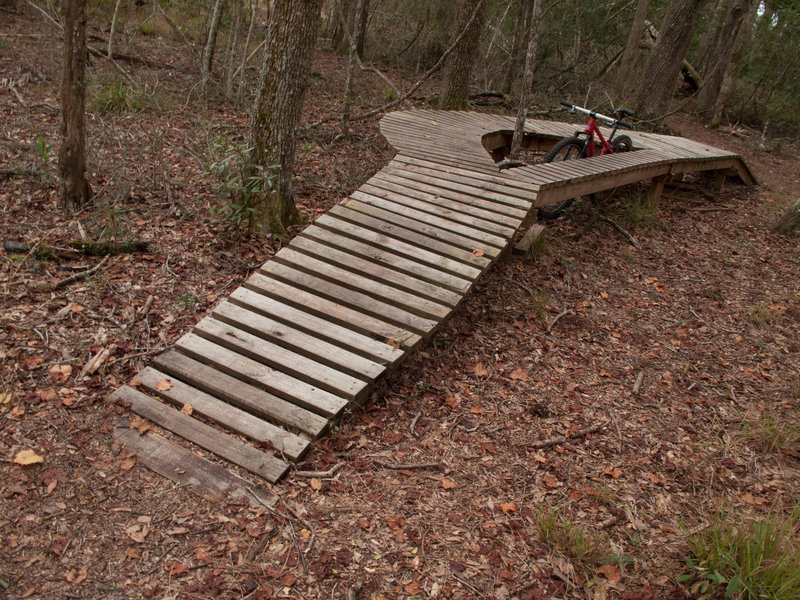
[
  {"left": 68, "top": 240, "right": 151, "bottom": 256},
  {"left": 373, "top": 460, "right": 442, "bottom": 471},
  {"left": 531, "top": 422, "right": 606, "bottom": 449},
  {"left": 632, "top": 370, "right": 644, "bottom": 394},
  {"left": 599, "top": 216, "right": 640, "bottom": 249},
  {"left": 546, "top": 307, "right": 572, "bottom": 333},
  {"left": 78, "top": 344, "right": 117, "bottom": 379},
  {"left": 52, "top": 255, "right": 110, "bottom": 291},
  {"left": 293, "top": 463, "right": 345, "bottom": 478}
]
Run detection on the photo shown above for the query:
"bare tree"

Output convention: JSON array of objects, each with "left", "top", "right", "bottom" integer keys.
[
  {"left": 510, "top": 0, "right": 542, "bottom": 159},
  {"left": 635, "top": 0, "right": 708, "bottom": 120},
  {"left": 202, "top": 0, "right": 228, "bottom": 87},
  {"left": 249, "top": 0, "right": 322, "bottom": 233},
  {"left": 615, "top": 0, "right": 651, "bottom": 96},
  {"left": 59, "top": 0, "right": 92, "bottom": 213},
  {"left": 439, "top": 0, "right": 485, "bottom": 110}
]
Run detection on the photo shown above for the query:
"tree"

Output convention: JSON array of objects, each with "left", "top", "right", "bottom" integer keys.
[
  {"left": 439, "top": 0, "right": 485, "bottom": 110},
  {"left": 615, "top": 0, "right": 651, "bottom": 96},
  {"left": 634, "top": 0, "right": 707, "bottom": 120},
  {"left": 59, "top": 0, "right": 92, "bottom": 213},
  {"left": 249, "top": 0, "right": 322, "bottom": 233},
  {"left": 695, "top": 0, "right": 751, "bottom": 115},
  {"left": 510, "top": 0, "right": 542, "bottom": 160},
  {"left": 201, "top": 0, "right": 228, "bottom": 87},
  {"left": 502, "top": 0, "right": 532, "bottom": 95}
]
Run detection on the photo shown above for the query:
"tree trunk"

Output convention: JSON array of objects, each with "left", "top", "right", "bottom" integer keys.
[
  {"left": 634, "top": 0, "right": 707, "bottom": 121},
  {"left": 696, "top": 0, "right": 749, "bottom": 115},
  {"left": 711, "top": 0, "right": 757, "bottom": 126},
  {"left": 331, "top": 0, "right": 353, "bottom": 52},
  {"left": 202, "top": 0, "right": 228, "bottom": 87},
  {"left": 696, "top": 0, "right": 729, "bottom": 76},
  {"left": 355, "top": 0, "right": 369, "bottom": 58},
  {"left": 772, "top": 199, "right": 800, "bottom": 236},
  {"left": 439, "top": 0, "right": 485, "bottom": 111},
  {"left": 615, "top": 0, "right": 650, "bottom": 96},
  {"left": 510, "top": 0, "right": 542, "bottom": 160},
  {"left": 502, "top": 0, "right": 531, "bottom": 95},
  {"left": 225, "top": 0, "right": 244, "bottom": 101},
  {"left": 59, "top": 0, "right": 92, "bottom": 214},
  {"left": 249, "top": 0, "right": 322, "bottom": 234},
  {"left": 341, "top": 0, "right": 364, "bottom": 136}
]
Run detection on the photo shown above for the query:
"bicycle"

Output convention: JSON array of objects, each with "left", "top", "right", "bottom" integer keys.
[{"left": 537, "top": 101, "right": 635, "bottom": 220}]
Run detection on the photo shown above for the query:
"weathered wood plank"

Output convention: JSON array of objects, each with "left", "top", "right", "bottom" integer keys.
[
  {"left": 114, "top": 422, "right": 282, "bottom": 499},
  {"left": 176, "top": 333, "right": 350, "bottom": 418},
  {"left": 136, "top": 366, "right": 310, "bottom": 460},
  {"left": 193, "top": 316, "right": 370, "bottom": 401},
  {"left": 153, "top": 350, "right": 329, "bottom": 437},
  {"left": 213, "top": 300, "right": 387, "bottom": 381},
  {"left": 290, "top": 235, "right": 462, "bottom": 307},
  {"left": 113, "top": 385, "right": 289, "bottom": 482}
]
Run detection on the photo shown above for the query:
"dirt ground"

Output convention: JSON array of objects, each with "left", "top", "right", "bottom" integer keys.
[{"left": 2, "top": 10, "right": 799, "bottom": 600}]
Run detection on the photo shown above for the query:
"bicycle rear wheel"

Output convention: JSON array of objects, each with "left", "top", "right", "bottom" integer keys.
[
  {"left": 592, "top": 135, "right": 633, "bottom": 202},
  {"left": 537, "top": 136, "right": 586, "bottom": 220}
]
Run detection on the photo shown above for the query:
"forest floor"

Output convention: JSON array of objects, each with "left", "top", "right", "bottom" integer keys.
[{"left": 2, "top": 9, "right": 799, "bottom": 600}]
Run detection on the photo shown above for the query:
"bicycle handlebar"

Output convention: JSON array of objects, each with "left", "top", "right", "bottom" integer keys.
[{"left": 560, "top": 101, "right": 634, "bottom": 128}]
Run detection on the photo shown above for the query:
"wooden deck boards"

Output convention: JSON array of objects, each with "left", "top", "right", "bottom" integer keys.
[{"left": 115, "top": 109, "right": 755, "bottom": 487}]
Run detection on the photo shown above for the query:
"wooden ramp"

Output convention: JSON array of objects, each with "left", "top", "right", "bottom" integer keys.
[{"left": 113, "top": 110, "right": 755, "bottom": 486}]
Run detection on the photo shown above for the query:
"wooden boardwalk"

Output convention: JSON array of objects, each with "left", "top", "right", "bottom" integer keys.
[{"left": 114, "top": 110, "right": 755, "bottom": 486}]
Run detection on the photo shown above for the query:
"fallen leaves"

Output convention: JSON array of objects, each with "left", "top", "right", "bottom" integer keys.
[
  {"left": 13, "top": 449, "right": 44, "bottom": 466},
  {"left": 441, "top": 478, "right": 456, "bottom": 490},
  {"left": 66, "top": 568, "right": 87, "bottom": 585},
  {"left": 155, "top": 379, "right": 172, "bottom": 391},
  {"left": 596, "top": 563, "right": 621, "bottom": 582},
  {"left": 509, "top": 367, "right": 528, "bottom": 381},
  {"left": 473, "top": 362, "right": 488, "bottom": 377}
]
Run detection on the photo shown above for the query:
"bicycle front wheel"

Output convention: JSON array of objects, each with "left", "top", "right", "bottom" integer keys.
[{"left": 537, "top": 136, "right": 586, "bottom": 220}]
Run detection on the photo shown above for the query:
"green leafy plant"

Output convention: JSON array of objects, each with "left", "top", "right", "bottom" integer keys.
[
  {"left": 180, "top": 292, "right": 197, "bottom": 309},
  {"left": 679, "top": 506, "right": 800, "bottom": 600},
  {"left": 535, "top": 506, "right": 607, "bottom": 566},
  {"left": 740, "top": 412, "right": 800, "bottom": 454},
  {"left": 34, "top": 134, "right": 54, "bottom": 165},
  {"left": 622, "top": 191, "right": 658, "bottom": 228}
]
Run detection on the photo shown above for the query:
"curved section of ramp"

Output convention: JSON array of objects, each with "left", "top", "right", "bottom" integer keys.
[{"left": 113, "top": 110, "right": 755, "bottom": 486}]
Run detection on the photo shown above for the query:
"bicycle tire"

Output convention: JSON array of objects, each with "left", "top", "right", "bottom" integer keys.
[
  {"left": 592, "top": 134, "right": 634, "bottom": 202},
  {"left": 537, "top": 136, "right": 586, "bottom": 220}
]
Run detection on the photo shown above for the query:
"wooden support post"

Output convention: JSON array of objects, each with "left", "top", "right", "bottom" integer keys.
[
  {"left": 714, "top": 171, "right": 727, "bottom": 194},
  {"left": 649, "top": 175, "right": 667, "bottom": 207},
  {"left": 515, "top": 223, "right": 547, "bottom": 253}
]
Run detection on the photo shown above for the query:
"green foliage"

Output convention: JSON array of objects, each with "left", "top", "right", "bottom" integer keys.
[
  {"left": 90, "top": 78, "right": 150, "bottom": 114},
  {"left": 679, "top": 506, "right": 800, "bottom": 600},
  {"left": 206, "top": 134, "right": 276, "bottom": 234},
  {"left": 535, "top": 506, "right": 607, "bottom": 566},
  {"left": 180, "top": 291, "right": 197, "bottom": 309},
  {"left": 34, "top": 135, "right": 53, "bottom": 166},
  {"left": 623, "top": 191, "right": 658, "bottom": 228},
  {"left": 529, "top": 289, "right": 550, "bottom": 320},
  {"left": 740, "top": 412, "right": 800, "bottom": 454}
]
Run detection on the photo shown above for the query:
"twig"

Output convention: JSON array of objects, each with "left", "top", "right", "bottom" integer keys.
[
  {"left": 604, "top": 407, "right": 623, "bottom": 453},
  {"left": 107, "top": 347, "right": 166, "bottom": 366},
  {"left": 409, "top": 412, "right": 420, "bottom": 436},
  {"left": 293, "top": 463, "right": 345, "bottom": 478},
  {"left": 598, "top": 216, "right": 640, "bottom": 249},
  {"left": 373, "top": 460, "right": 442, "bottom": 471},
  {"left": 285, "top": 504, "right": 316, "bottom": 561},
  {"left": 632, "top": 370, "right": 644, "bottom": 394},
  {"left": 9, "top": 85, "right": 27, "bottom": 107},
  {"left": 531, "top": 423, "right": 606, "bottom": 449},
  {"left": 683, "top": 205, "right": 734, "bottom": 213},
  {"left": 24, "top": 0, "right": 61, "bottom": 29},
  {"left": 51, "top": 256, "right": 110, "bottom": 291},
  {"left": 546, "top": 307, "right": 571, "bottom": 333}
]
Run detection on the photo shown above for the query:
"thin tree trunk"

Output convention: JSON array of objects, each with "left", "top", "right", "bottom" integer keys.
[
  {"left": 108, "top": 0, "right": 123, "bottom": 59},
  {"left": 510, "top": 0, "right": 542, "bottom": 160},
  {"left": 331, "top": 0, "right": 352, "bottom": 52},
  {"left": 355, "top": 0, "right": 368, "bottom": 58},
  {"left": 711, "top": 0, "right": 757, "bottom": 126},
  {"left": 635, "top": 0, "right": 708, "bottom": 121},
  {"left": 236, "top": 0, "right": 260, "bottom": 102},
  {"left": 615, "top": 0, "right": 650, "bottom": 96},
  {"left": 250, "top": 0, "right": 322, "bottom": 234},
  {"left": 696, "top": 0, "right": 748, "bottom": 115},
  {"left": 225, "top": 0, "right": 244, "bottom": 101},
  {"left": 439, "top": 0, "right": 485, "bottom": 110},
  {"left": 202, "top": 0, "right": 228, "bottom": 87},
  {"left": 59, "top": 0, "right": 92, "bottom": 213},
  {"left": 341, "top": 0, "right": 364, "bottom": 136},
  {"left": 696, "top": 0, "right": 729, "bottom": 76},
  {"left": 502, "top": 0, "right": 530, "bottom": 95}
]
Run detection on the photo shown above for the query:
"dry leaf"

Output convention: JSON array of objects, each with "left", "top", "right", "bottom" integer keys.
[
  {"left": 470, "top": 405, "right": 484, "bottom": 415},
  {"left": 169, "top": 561, "right": 189, "bottom": 576},
  {"left": 120, "top": 457, "right": 137, "bottom": 471},
  {"left": 309, "top": 478, "right": 322, "bottom": 491},
  {"left": 0, "top": 392, "right": 12, "bottom": 404},
  {"left": 49, "top": 364, "right": 72, "bottom": 383},
  {"left": 280, "top": 573, "right": 297, "bottom": 587},
  {"left": 69, "top": 303, "right": 85, "bottom": 313},
  {"left": 128, "top": 378, "right": 142, "bottom": 388},
  {"left": 604, "top": 467, "right": 623, "bottom": 479},
  {"left": 542, "top": 475, "right": 561, "bottom": 489},
  {"left": 180, "top": 403, "right": 193, "bottom": 416},
  {"left": 404, "top": 580, "right": 423, "bottom": 595},
  {"left": 130, "top": 417, "right": 151, "bottom": 435},
  {"left": 741, "top": 492, "right": 765, "bottom": 505},
  {"left": 14, "top": 449, "right": 44, "bottom": 466},
  {"left": 441, "top": 478, "right": 456, "bottom": 490},
  {"left": 155, "top": 379, "right": 172, "bottom": 391},
  {"left": 596, "top": 563, "right": 621, "bottom": 582},
  {"left": 473, "top": 248, "right": 485, "bottom": 257},
  {"left": 66, "top": 568, "right": 87, "bottom": 585},
  {"left": 499, "top": 502, "right": 517, "bottom": 514},
  {"left": 509, "top": 368, "right": 528, "bottom": 381},
  {"left": 46, "top": 479, "right": 58, "bottom": 495},
  {"left": 473, "top": 362, "right": 488, "bottom": 377}
]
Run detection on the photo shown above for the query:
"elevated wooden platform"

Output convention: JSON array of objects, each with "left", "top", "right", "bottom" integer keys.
[{"left": 114, "top": 110, "right": 754, "bottom": 486}]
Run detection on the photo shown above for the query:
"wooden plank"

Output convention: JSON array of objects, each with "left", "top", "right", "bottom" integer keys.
[
  {"left": 369, "top": 171, "right": 527, "bottom": 220},
  {"left": 315, "top": 214, "right": 481, "bottom": 281},
  {"left": 329, "top": 205, "right": 490, "bottom": 269},
  {"left": 263, "top": 253, "right": 444, "bottom": 333},
  {"left": 194, "top": 316, "right": 370, "bottom": 401},
  {"left": 290, "top": 235, "right": 462, "bottom": 307},
  {"left": 114, "top": 422, "right": 281, "bottom": 501},
  {"left": 339, "top": 198, "right": 500, "bottom": 258},
  {"left": 302, "top": 224, "right": 473, "bottom": 294},
  {"left": 392, "top": 155, "right": 539, "bottom": 195},
  {"left": 154, "top": 350, "right": 330, "bottom": 437},
  {"left": 113, "top": 385, "right": 289, "bottom": 483},
  {"left": 229, "top": 286, "right": 405, "bottom": 364},
  {"left": 350, "top": 191, "right": 508, "bottom": 249},
  {"left": 176, "top": 333, "right": 350, "bottom": 418},
  {"left": 136, "top": 366, "right": 310, "bottom": 460},
  {"left": 357, "top": 182, "right": 517, "bottom": 237},
  {"left": 245, "top": 272, "right": 422, "bottom": 350},
  {"left": 213, "top": 300, "right": 387, "bottom": 381}
]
